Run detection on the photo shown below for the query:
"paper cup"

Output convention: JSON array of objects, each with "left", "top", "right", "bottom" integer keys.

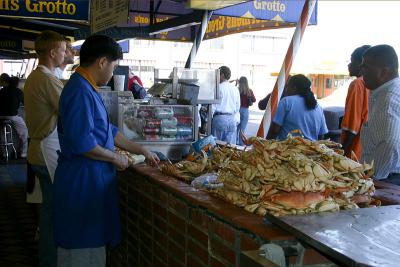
[{"left": 114, "top": 75, "right": 125, "bottom": 91}]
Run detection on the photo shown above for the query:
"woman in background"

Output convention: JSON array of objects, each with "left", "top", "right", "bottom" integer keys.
[
  {"left": 237, "top": 76, "right": 256, "bottom": 145},
  {"left": 267, "top": 74, "right": 328, "bottom": 141}
]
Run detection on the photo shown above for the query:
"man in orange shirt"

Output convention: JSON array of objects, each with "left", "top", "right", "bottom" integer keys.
[{"left": 341, "top": 45, "right": 371, "bottom": 160}]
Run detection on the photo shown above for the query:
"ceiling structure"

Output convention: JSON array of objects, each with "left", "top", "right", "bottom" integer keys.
[{"left": 0, "top": 0, "right": 317, "bottom": 59}]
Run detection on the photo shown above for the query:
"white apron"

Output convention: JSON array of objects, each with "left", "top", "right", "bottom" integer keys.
[
  {"left": 26, "top": 127, "right": 59, "bottom": 203},
  {"left": 40, "top": 127, "right": 60, "bottom": 182}
]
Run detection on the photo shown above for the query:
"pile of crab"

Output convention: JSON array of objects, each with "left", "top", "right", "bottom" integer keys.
[{"left": 161, "top": 135, "right": 377, "bottom": 216}]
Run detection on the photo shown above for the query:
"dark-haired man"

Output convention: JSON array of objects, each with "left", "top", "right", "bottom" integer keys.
[
  {"left": 212, "top": 65, "right": 240, "bottom": 144},
  {"left": 54, "top": 35, "right": 159, "bottom": 266},
  {"left": 360, "top": 44, "right": 400, "bottom": 185},
  {"left": 341, "top": 45, "right": 371, "bottom": 159}
]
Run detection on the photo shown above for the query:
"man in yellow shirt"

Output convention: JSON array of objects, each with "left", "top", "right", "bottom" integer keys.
[{"left": 24, "top": 30, "right": 66, "bottom": 267}]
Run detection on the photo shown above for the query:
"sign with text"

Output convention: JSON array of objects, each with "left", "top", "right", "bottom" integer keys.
[
  {"left": 128, "top": 0, "right": 317, "bottom": 42},
  {"left": 0, "top": 39, "right": 22, "bottom": 50},
  {"left": 91, "top": 0, "right": 129, "bottom": 34},
  {"left": 0, "top": 0, "right": 89, "bottom": 21}
]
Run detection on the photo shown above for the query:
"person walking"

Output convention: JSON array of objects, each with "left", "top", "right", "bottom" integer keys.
[{"left": 236, "top": 76, "right": 256, "bottom": 145}]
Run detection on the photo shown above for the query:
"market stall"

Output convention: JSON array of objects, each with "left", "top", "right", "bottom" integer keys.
[
  {"left": 111, "top": 137, "right": 400, "bottom": 267},
  {"left": 7, "top": 2, "right": 400, "bottom": 267},
  {"left": 111, "top": 165, "right": 333, "bottom": 267}
]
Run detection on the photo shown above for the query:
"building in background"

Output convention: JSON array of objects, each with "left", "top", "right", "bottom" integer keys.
[{"left": 0, "top": 30, "right": 349, "bottom": 100}]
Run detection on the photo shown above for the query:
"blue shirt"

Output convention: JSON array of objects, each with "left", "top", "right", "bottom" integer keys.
[
  {"left": 273, "top": 95, "right": 328, "bottom": 141},
  {"left": 53, "top": 70, "right": 120, "bottom": 249},
  {"left": 361, "top": 77, "right": 400, "bottom": 180}
]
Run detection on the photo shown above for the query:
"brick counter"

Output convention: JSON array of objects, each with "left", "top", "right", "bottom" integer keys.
[{"left": 109, "top": 165, "right": 334, "bottom": 267}]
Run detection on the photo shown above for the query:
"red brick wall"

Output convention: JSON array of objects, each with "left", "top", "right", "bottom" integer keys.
[{"left": 109, "top": 166, "right": 333, "bottom": 267}]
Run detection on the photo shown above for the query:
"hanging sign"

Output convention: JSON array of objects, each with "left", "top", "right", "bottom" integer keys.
[
  {"left": 0, "top": 39, "right": 22, "bottom": 50},
  {"left": 0, "top": 0, "right": 90, "bottom": 21},
  {"left": 91, "top": 0, "right": 129, "bottom": 34}
]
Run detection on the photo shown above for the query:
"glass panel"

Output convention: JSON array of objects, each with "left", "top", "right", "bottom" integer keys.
[
  {"left": 121, "top": 105, "right": 194, "bottom": 142},
  {"left": 176, "top": 68, "right": 217, "bottom": 102}
]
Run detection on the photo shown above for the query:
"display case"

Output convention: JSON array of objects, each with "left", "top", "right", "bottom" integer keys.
[
  {"left": 98, "top": 90, "right": 134, "bottom": 126},
  {"left": 118, "top": 104, "right": 198, "bottom": 160}
]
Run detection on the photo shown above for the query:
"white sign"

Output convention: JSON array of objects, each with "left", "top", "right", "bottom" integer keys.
[{"left": 91, "top": 0, "right": 129, "bottom": 34}]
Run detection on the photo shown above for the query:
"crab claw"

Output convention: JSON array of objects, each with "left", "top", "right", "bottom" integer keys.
[{"left": 239, "top": 129, "right": 252, "bottom": 146}]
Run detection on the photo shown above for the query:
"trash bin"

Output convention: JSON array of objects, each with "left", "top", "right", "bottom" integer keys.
[{"left": 323, "top": 106, "right": 344, "bottom": 143}]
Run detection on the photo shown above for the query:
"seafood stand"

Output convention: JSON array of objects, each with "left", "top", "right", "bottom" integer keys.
[
  {"left": 111, "top": 135, "right": 400, "bottom": 267},
  {"left": 101, "top": 67, "right": 219, "bottom": 161}
]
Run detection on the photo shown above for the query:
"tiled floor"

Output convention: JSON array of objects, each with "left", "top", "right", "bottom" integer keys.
[{"left": 0, "top": 160, "right": 39, "bottom": 266}]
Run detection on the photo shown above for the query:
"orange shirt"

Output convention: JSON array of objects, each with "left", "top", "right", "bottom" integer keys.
[{"left": 340, "top": 77, "right": 369, "bottom": 160}]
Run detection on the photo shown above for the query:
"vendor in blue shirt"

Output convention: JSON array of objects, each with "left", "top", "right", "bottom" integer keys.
[
  {"left": 267, "top": 74, "right": 328, "bottom": 141},
  {"left": 54, "top": 35, "right": 159, "bottom": 267}
]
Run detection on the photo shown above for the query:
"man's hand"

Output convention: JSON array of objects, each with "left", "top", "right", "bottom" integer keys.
[
  {"left": 144, "top": 151, "right": 160, "bottom": 167},
  {"left": 112, "top": 153, "right": 129, "bottom": 171}
]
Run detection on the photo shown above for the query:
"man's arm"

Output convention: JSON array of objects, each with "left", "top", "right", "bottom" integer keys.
[
  {"left": 258, "top": 94, "right": 270, "bottom": 110},
  {"left": 114, "top": 132, "right": 159, "bottom": 166},
  {"left": 341, "top": 131, "right": 356, "bottom": 154},
  {"left": 84, "top": 145, "right": 128, "bottom": 170},
  {"left": 372, "top": 139, "right": 399, "bottom": 179},
  {"left": 341, "top": 80, "right": 364, "bottom": 152},
  {"left": 267, "top": 122, "right": 281, "bottom": 139}
]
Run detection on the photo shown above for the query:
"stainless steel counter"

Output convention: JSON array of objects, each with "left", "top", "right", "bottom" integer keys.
[{"left": 265, "top": 205, "right": 400, "bottom": 267}]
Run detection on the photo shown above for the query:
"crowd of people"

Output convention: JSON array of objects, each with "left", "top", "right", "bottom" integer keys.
[
  {"left": 211, "top": 66, "right": 256, "bottom": 145},
  {"left": 2, "top": 28, "right": 400, "bottom": 267},
  {"left": 211, "top": 43, "right": 400, "bottom": 188}
]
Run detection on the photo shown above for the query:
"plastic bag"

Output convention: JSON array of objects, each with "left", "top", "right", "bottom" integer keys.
[
  {"left": 192, "top": 135, "right": 216, "bottom": 153},
  {"left": 191, "top": 173, "right": 222, "bottom": 190}
]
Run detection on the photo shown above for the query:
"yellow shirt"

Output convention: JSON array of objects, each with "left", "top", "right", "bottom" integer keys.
[{"left": 24, "top": 65, "right": 64, "bottom": 165}]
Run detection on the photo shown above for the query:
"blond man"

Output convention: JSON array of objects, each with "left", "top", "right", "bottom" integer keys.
[{"left": 24, "top": 30, "right": 66, "bottom": 267}]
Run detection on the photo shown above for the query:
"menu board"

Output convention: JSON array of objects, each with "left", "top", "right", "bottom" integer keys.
[{"left": 91, "top": 0, "right": 129, "bottom": 34}]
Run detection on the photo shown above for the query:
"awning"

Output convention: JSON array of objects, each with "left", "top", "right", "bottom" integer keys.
[{"left": 0, "top": 0, "right": 317, "bottom": 58}]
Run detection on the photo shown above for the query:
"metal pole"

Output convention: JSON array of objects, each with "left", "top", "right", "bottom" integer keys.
[
  {"left": 184, "top": 10, "right": 213, "bottom": 69},
  {"left": 257, "top": 0, "right": 317, "bottom": 137},
  {"left": 150, "top": 0, "right": 155, "bottom": 25}
]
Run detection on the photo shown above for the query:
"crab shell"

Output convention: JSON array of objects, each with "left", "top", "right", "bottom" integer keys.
[{"left": 270, "top": 192, "right": 325, "bottom": 210}]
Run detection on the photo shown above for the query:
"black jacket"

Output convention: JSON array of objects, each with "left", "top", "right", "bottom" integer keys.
[{"left": 0, "top": 86, "right": 24, "bottom": 116}]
